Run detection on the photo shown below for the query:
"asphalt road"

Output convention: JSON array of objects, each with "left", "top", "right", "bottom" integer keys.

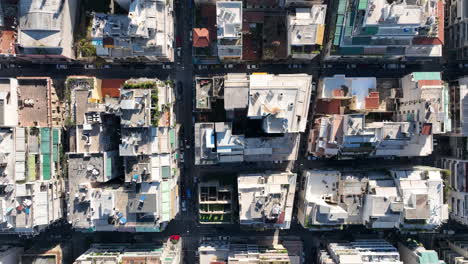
[{"left": 0, "top": 2, "right": 466, "bottom": 263}]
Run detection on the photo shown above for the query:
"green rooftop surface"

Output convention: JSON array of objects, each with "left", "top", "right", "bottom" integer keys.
[{"left": 412, "top": 72, "right": 441, "bottom": 81}]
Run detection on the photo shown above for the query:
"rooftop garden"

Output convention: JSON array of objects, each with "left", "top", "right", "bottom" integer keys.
[{"left": 199, "top": 213, "right": 231, "bottom": 223}]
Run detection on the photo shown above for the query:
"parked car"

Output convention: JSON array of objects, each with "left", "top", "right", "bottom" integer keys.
[
  {"left": 162, "top": 64, "right": 172, "bottom": 69},
  {"left": 84, "top": 64, "right": 95, "bottom": 69},
  {"left": 56, "top": 64, "right": 68, "bottom": 70},
  {"left": 181, "top": 200, "right": 187, "bottom": 212},
  {"left": 224, "top": 64, "right": 234, "bottom": 69},
  {"left": 177, "top": 47, "right": 182, "bottom": 57},
  {"left": 177, "top": 81, "right": 183, "bottom": 96},
  {"left": 385, "top": 64, "right": 399, "bottom": 69}
]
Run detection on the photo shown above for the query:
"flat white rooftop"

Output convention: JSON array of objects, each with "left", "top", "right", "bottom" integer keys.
[
  {"left": 364, "top": 0, "right": 424, "bottom": 26},
  {"left": 216, "top": 1, "right": 242, "bottom": 39}
]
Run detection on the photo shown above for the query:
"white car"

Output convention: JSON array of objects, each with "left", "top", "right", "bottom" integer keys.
[
  {"left": 84, "top": 64, "right": 95, "bottom": 69},
  {"left": 162, "top": 64, "right": 172, "bottom": 69},
  {"left": 224, "top": 64, "right": 234, "bottom": 69},
  {"left": 189, "top": 31, "right": 193, "bottom": 41},
  {"left": 181, "top": 200, "right": 186, "bottom": 212},
  {"left": 249, "top": 64, "right": 258, "bottom": 69},
  {"left": 198, "top": 65, "right": 208, "bottom": 70},
  {"left": 56, "top": 64, "right": 68, "bottom": 69},
  {"left": 385, "top": 64, "right": 399, "bottom": 69},
  {"left": 177, "top": 47, "right": 182, "bottom": 57}
]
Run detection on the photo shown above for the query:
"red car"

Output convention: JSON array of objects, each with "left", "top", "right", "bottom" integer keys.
[{"left": 176, "top": 36, "right": 182, "bottom": 47}]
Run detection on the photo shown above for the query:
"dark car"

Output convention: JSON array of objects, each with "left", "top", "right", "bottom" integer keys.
[{"left": 177, "top": 81, "right": 183, "bottom": 101}]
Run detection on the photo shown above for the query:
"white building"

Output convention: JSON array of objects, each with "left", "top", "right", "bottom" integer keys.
[
  {"left": 199, "top": 238, "right": 303, "bottom": 264},
  {"left": 309, "top": 114, "right": 433, "bottom": 158},
  {"left": 329, "top": 0, "right": 444, "bottom": 59},
  {"left": 17, "top": 0, "right": 78, "bottom": 61},
  {"left": 194, "top": 73, "right": 312, "bottom": 165},
  {"left": 319, "top": 239, "right": 403, "bottom": 264},
  {"left": 297, "top": 168, "right": 448, "bottom": 231},
  {"left": 287, "top": 5, "right": 327, "bottom": 60},
  {"left": 439, "top": 157, "right": 468, "bottom": 227},
  {"left": 398, "top": 240, "right": 444, "bottom": 264},
  {"left": 67, "top": 77, "right": 180, "bottom": 232},
  {"left": 0, "top": 78, "right": 63, "bottom": 235},
  {"left": 398, "top": 72, "right": 450, "bottom": 135},
  {"left": 91, "top": 0, "right": 174, "bottom": 62},
  {"left": 237, "top": 171, "right": 296, "bottom": 229},
  {"left": 248, "top": 74, "right": 313, "bottom": 133},
  {"left": 74, "top": 240, "right": 181, "bottom": 264},
  {"left": 216, "top": 1, "right": 242, "bottom": 60}
]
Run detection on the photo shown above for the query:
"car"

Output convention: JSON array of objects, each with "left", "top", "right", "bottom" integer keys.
[
  {"left": 177, "top": 81, "right": 183, "bottom": 96},
  {"left": 56, "top": 64, "right": 68, "bottom": 70},
  {"left": 311, "top": 82, "right": 317, "bottom": 92},
  {"left": 346, "top": 64, "right": 357, "bottom": 69},
  {"left": 248, "top": 64, "right": 258, "bottom": 69},
  {"left": 180, "top": 152, "right": 185, "bottom": 163},
  {"left": 224, "top": 64, "right": 234, "bottom": 69},
  {"left": 198, "top": 65, "right": 208, "bottom": 70},
  {"left": 189, "top": 30, "right": 193, "bottom": 41},
  {"left": 103, "top": 64, "right": 111, "bottom": 69},
  {"left": 385, "top": 64, "right": 399, "bottom": 70},
  {"left": 162, "top": 64, "right": 172, "bottom": 69},
  {"left": 176, "top": 36, "right": 182, "bottom": 47},
  {"left": 181, "top": 200, "right": 186, "bottom": 212},
  {"left": 177, "top": 47, "right": 182, "bottom": 57},
  {"left": 84, "top": 64, "right": 95, "bottom": 69}
]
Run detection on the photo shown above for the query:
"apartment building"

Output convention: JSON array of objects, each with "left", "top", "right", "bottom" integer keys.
[
  {"left": 74, "top": 240, "right": 181, "bottom": 264},
  {"left": 198, "top": 237, "right": 303, "bottom": 264},
  {"left": 66, "top": 77, "right": 180, "bottom": 232},
  {"left": 0, "top": 77, "right": 64, "bottom": 236},
  {"left": 199, "top": 180, "right": 234, "bottom": 224},
  {"left": 297, "top": 167, "right": 448, "bottom": 231},
  {"left": 318, "top": 239, "right": 403, "bottom": 264},
  {"left": 194, "top": 73, "right": 312, "bottom": 165},
  {"left": 238, "top": 171, "right": 296, "bottom": 229},
  {"left": 91, "top": 0, "right": 175, "bottom": 62}
]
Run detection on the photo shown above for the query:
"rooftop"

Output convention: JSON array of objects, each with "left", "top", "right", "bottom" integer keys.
[
  {"left": 299, "top": 167, "right": 447, "bottom": 230},
  {"left": 216, "top": 1, "right": 242, "bottom": 39},
  {"left": 247, "top": 74, "right": 313, "bottom": 133},
  {"left": 91, "top": 0, "right": 174, "bottom": 60},
  {"left": 289, "top": 6, "right": 327, "bottom": 46},
  {"left": 238, "top": 171, "right": 296, "bottom": 229},
  {"left": 321, "top": 75, "right": 379, "bottom": 111}
]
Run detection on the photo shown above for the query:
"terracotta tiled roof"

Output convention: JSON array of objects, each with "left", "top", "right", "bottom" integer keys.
[
  {"left": 0, "top": 31, "right": 16, "bottom": 55},
  {"left": 418, "top": 80, "right": 442, "bottom": 87},
  {"left": 365, "top": 92, "right": 380, "bottom": 109},
  {"left": 193, "top": 28, "right": 210, "bottom": 48},
  {"left": 101, "top": 79, "right": 126, "bottom": 98},
  {"left": 315, "top": 99, "right": 341, "bottom": 114},
  {"left": 421, "top": 123, "right": 432, "bottom": 135}
]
